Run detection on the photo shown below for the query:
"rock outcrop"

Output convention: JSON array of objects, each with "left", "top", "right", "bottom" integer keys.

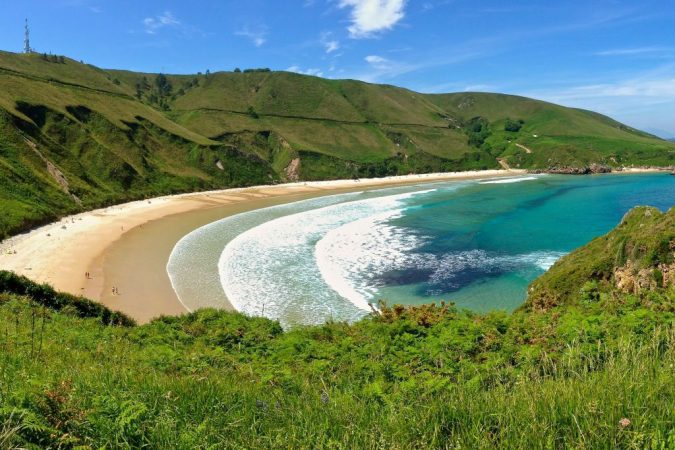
[
  {"left": 284, "top": 158, "right": 301, "bottom": 181},
  {"left": 614, "top": 261, "right": 674, "bottom": 294},
  {"left": 533, "top": 164, "right": 612, "bottom": 175}
]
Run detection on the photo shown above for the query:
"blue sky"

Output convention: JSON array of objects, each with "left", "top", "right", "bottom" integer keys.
[{"left": 2, "top": 0, "right": 674, "bottom": 136}]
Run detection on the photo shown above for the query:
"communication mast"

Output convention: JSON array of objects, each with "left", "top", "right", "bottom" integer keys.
[{"left": 24, "top": 19, "right": 31, "bottom": 53}]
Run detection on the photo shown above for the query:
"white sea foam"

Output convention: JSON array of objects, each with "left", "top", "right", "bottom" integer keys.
[
  {"left": 409, "top": 250, "right": 565, "bottom": 295},
  {"left": 218, "top": 189, "right": 436, "bottom": 326},
  {"left": 167, "top": 191, "right": 366, "bottom": 315},
  {"left": 480, "top": 176, "right": 541, "bottom": 184},
  {"left": 315, "top": 209, "right": 428, "bottom": 310},
  {"left": 514, "top": 251, "right": 564, "bottom": 270},
  {"left": 315, "top": 218, "right": 566, "bottom": 308}
]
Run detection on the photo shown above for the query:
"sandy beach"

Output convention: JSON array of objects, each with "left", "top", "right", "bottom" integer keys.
[{"left": 0, "top": 169, "right": 526, "bottom": 323}]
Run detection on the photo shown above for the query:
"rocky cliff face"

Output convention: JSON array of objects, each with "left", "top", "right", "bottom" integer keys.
[
  {"left": 614, "top": 261, "right": 674, "bottom": 293},
  {"left": 284, "top": 158, "right": 301, "bottom": 182},
  {"left": 531, "top": 163, "right": 612, "bottom": 174}
]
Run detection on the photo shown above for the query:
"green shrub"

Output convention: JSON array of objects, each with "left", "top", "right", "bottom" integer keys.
[
  {"left": 504, "top": 118, "right": 523, "bottom": 132},
  {"left": 0, "top": 270, "right": 134, "bottom": 326}
]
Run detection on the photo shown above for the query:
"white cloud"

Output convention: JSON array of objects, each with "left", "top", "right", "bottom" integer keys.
[
  {"left": 530, "top": 78, "right": 675, "bottom": 102},
  {"left": 235, "top": 26, "right": 267, "bottom": 47},
  {"left": 343, "top": 37, "right": 497, "bottom": 84},
  {"left": 326, "top": 41, "right": 340, "bottom": 53},
  {"left": 365, "top": 55, "right": 389, "bottom": 66},
  {"left": 286, "top": 66, "right": 324, "bottom": 77},
  {"left": 359, "top": 54, "right": 419, "bottom": 81},
  {"left": 594, "top": 46, "right": 674, "bottom": 57},
  {"left": 339, "top": 0, "right": 406, "bottom": 38},
  {"left": 320, "top": 32, "right": 340, "bottom": 54},
  {"left": 143, "top": 11, "right": 180, "bottom": 35},
  {"left": 420, "top": 0, "right": 454, "bottom": 12},
  {"left": 59, "top": 0, "right": 102, "bottom": 11}
]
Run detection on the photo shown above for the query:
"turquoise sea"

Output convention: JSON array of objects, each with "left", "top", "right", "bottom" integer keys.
[{"left": 168, "top": 173, "right": 674, "bottom": 327}]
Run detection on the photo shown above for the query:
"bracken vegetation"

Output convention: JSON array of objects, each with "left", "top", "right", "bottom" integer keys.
[{"left": 0, "top": 207, "right": 672, "bottom": 448}]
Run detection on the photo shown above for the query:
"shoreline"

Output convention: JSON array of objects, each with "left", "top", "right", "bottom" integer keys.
[
  {"left": 0, "top": 169, "right": 526, "bottom": 323},
  {"left": 535, "top": 166, "right": 673, "bottom": 175}
]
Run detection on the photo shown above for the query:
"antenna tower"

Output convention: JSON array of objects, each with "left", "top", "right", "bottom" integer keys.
[{"left": 24, "top": 19, "right": 31, "bottom": 53}]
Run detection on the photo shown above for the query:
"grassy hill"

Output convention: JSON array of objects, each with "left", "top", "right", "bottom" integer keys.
[
  {"left": 0, "top": 50, "right": 673, "bottom": 238},
  {"left": 427, "top": 93, "right": 673, "bottom": 169},
  {"left": 0, "top": 206, "right": 672, "bottom": 448}
]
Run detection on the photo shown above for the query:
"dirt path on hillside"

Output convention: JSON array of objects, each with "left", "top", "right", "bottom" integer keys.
[
  {"left": 496, "top": 158, "right": 511, "bottom": 170},
  {"left": 515, "top": 143, "right": 533, "bottom": 154}
]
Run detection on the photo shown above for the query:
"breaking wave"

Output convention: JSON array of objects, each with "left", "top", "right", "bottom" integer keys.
[
  {"left": 218, "top": 189, "right": 436, "bottom": 327},
  {"left": 480, "top": 176, "right": 542, "bottom": 184}
]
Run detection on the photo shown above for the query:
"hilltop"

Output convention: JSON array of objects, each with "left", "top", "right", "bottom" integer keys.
[
  {"left": 0, "top": 206, "right": 672, "bottom": 448},
  {"left": 0, "top": 50, "right": 673, "bottom": 238}
]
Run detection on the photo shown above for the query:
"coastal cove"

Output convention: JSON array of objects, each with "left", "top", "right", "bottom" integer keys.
[
  {"left": 4, "top": 4, "right": 675, "bottom": 446},
  {"left": 0, "top": 169, "right": 526, "bottom": 323},
  {"left": 171, "top": 172, "right": 674, "bottom": 327},
  {"left": 3, "top": 169, "right": 670, "bottom": 325}
]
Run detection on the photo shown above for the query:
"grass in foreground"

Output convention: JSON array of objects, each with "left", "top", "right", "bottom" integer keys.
[
  {"left": 0, "top": 292, "right": 672, "bottom": 449},
  {"left": 0, "top": 207, "right": 673, "bottom": 448}
]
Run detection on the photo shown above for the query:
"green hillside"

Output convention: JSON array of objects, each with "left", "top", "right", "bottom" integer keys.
[
  {"left": 0, "top": 206, "right": 672, "bottom": 448},
  {"left": 427, "top": 92, "right": 673, "bottom": 169},
  {"left": 0, "top": 50, "right": 673, "bottom": 238}
]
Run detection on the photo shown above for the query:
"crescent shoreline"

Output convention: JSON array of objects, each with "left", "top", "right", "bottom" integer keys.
[{"left": 2, "top": 169, "right": 534, "bottom": 323}]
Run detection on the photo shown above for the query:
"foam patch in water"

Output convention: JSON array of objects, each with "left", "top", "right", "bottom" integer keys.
[{"left": 480, "top": 176, "right": 542, "bottom": 184}]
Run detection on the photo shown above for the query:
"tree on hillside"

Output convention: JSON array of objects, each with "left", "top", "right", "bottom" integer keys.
[
  {"left": 505, "top": 118, "right": 524, "bottom": 132},
  {"left": 155, "top": 73, "right": 172, "bottom": 97},
  {"left": 466, "top": 117, "right": 491, "bottom": 147}
]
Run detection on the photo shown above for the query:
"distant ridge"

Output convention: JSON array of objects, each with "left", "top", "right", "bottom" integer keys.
[{"left": 0, "top": 49, "right": 673, "bottom": 238}]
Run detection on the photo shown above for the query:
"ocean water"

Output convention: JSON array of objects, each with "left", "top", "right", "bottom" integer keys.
[{"left": 167, "top": 173, "right": 674, "bottom": 327}]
